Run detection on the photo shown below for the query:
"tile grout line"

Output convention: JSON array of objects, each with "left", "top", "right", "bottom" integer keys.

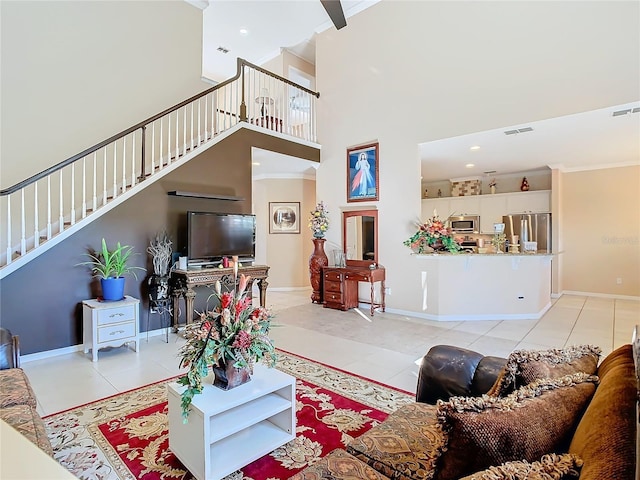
[{"left": 563, "top": 296, "right": 588, "bottom": 348}]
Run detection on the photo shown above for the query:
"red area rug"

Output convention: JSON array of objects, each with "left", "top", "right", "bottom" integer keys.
[{"left": 44, "top": 351, "right": 413, "bottom": 480}]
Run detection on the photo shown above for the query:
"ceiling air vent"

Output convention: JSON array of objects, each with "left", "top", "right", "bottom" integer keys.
[
  {"left": 504, "top": 127, "right": 534, "bottom": 135},
  {"left": 217, "top": 46, "right": 230, "bottom": 54},
  {"left": 612, "top": 108, "right": 632, "bottom": 117}
]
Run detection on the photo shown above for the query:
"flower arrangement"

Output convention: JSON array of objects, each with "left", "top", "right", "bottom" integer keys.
[
  {"left": 489, "top": 178, "right": 497, "bottom": 188},
  {"left": 177, "top": 258, "right": 276, "bottom": 420},
  {"left": 403, "top": 210, "right": 461, "bottom": 254},
  {"left": 308, "top": 201, "right": 329, "bottom": 238}
]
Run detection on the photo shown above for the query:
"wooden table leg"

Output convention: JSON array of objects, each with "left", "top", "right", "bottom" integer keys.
[
  {"left": 370, "top": 280, "right": 375, "bottom": 316},
  {"left": 381, "top": 279, "right": 386, "bottom": 312},
  {"left": 185, "top": 287, "right": 196, "bottom": 324},
  {"left": 258, "top": 278, "right": 269, "bottom": 307},
  {"left": 172, "top": 289, "right": 183, "bottom": 332}
]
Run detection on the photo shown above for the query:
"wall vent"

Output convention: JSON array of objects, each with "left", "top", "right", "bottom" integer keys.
[
  {"left": 612, "top": 107, "right": 639, "bottom": 117},
  {"left": 504, "top": 127, "right": 534, "bottom": 135}
]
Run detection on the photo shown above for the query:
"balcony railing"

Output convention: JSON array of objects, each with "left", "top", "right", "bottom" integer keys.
[{"left": 0, "top": 58, "right": 319, "bottom": 270}]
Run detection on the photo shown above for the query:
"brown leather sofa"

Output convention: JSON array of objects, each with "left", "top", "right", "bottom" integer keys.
[
  {"left": 291, "top": 342, "right": 639, "bottom": 480},
  {"left": 0, "top": 328, "right": 54, "bottom": 456}
]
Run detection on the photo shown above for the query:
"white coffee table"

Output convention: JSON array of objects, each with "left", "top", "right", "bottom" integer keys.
[{"left": 167, "top": 364, "right": 296, "bottom": 480}]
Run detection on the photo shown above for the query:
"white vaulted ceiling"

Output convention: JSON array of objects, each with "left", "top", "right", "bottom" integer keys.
[{"left": 195, "top": 1, "right": 639, "bottom": 181}]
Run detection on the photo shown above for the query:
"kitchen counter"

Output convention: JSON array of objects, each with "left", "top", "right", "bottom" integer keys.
[{"left": 411, "top": 253, "right": 553, "bottom": 321}]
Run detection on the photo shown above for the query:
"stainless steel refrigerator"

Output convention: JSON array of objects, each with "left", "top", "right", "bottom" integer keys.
[{"left": 502, "top": 213, "right": 552, "bottom": 253}]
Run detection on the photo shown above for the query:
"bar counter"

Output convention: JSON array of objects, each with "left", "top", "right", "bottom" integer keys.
[{"left": 412, "top": 253, "right": 553, "bottom": 321}]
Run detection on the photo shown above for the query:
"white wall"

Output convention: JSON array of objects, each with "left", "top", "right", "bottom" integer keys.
[
  {"left": 314, "top": 1, "right": 640, "bottom": 313},
  {"left": 253, "top": 176, "right": 317, "bottom": 289},
  {"left": 0, "top": 0, "right": 207, "bottom": 188}
]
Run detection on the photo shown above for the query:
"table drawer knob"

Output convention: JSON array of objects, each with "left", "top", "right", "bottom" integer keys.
[
  {"left": 109, "top": 313, "right": 125, "bottom": 318},
  {"left": 110, "top": 330, "right": 125, "bottom": 336}
]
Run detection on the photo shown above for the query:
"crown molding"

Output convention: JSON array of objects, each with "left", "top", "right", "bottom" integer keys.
[{"left": 549, "top": 160, "right": 640, "bottom": 173}]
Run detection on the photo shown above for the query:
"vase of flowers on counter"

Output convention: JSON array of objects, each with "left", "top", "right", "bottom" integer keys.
[
  {"left": 177, "top": 257, "right": 276, "bottom": 421},
  {"left": 404, "top": 210, "right": 461, "bottom": 254}
]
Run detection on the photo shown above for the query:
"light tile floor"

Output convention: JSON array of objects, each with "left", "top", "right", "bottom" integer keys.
[{"left": 21, "top": 291, "right": 638, "bottom": 416}]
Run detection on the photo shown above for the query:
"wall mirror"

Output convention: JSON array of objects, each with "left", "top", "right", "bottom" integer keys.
[{"left": 343, "top": 209, "right": 378, "bottom": 267}]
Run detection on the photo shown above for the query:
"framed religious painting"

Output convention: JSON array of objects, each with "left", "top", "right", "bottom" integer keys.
[
  {"left": 347, "top": 142, "right": 379, "bottom": 202},
  {"left": 269, "top": 202, "right": 300, "bottom": 234}
]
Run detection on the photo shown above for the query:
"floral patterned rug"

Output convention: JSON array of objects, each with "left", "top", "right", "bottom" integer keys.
[{"left": 44, "top": 351, "right": 414, "bottom": 480}]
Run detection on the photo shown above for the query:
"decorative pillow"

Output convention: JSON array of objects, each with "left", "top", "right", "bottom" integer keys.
[
  {"left": 435, "top": 373, "right": 598, "bottom": 480},
  {"left": 457, "top": 453, "right": 583, "bottom": 480},
  {"left": 288, "top": 449, "right": 390, "bottom": 480},
  {"left": 487, "top": 345, "right": 601, "bottom": 397},
  {"left": 346, "top": 402, "right": 446, "bottom": 480}
]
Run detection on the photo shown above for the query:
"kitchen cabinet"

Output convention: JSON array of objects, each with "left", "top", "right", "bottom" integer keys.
[
  {"left": 421, "top": 198, "right": 446, "bottom": 219},
  {"left": 479, "top": 195, "right": 508, "bottom": 233},
  {"left": 422, "top": 191, "right": 550, "bottom": 228},
  {"left": 506, "top": 190, "right": 550, "bottom": 213},
  {"left": 423, "top": 196, "right": 481, "bottom": 219},
  {"left": 449, "top": 196, "right": 480, "bottom": 216}
]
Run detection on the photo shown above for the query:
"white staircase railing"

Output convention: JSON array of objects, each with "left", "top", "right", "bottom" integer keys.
[{"left": 0, "top": 58, "right": 319, "bottom": 275}]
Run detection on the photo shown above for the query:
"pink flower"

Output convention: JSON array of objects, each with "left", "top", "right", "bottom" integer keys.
[
  {"left": 238, "top": 274, "right": 252, "bottom": 296},
  {"left": 232, "top": 330, "right": 252, "bottom": 349}
]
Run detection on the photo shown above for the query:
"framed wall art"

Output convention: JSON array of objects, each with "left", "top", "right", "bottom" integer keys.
[
  {"left": 347, "top": 142, "right": 379, "bottom": 202},
  {"left": 269, "top": 202, "right": 300, "bottom": 234}
]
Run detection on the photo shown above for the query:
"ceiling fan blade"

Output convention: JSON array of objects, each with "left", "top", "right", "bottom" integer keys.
[{"left": 320, "top": 0, "right": 347, "bottom": 30}]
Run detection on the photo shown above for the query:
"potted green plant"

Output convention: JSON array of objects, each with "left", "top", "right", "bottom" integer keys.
[{"left": 78, "top": 238, "right": 145, "bottom": 301}]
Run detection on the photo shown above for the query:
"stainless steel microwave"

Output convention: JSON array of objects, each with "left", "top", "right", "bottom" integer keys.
[{"left": 449, "top": 215, "right": 480, "bottom": 233}]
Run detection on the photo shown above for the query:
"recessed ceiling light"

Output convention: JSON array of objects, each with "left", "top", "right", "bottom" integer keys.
[
  {"left": 239, "top": 28, "right": 249, "bottom": 36},
  {"left": 466, "top": 163, "right": 475, "bottom": 168},
  {"left": 470, "top": 145, "right": 481, "bottom": 151}
]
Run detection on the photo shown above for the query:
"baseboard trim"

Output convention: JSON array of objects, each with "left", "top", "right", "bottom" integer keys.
[
  {"left": 266, "top": 286, "right": 312, "bottom": 292},
  {"left": 20, "top": 328, "right": 169, "bottom": 364},
  {"left": 560, "top": 290, "right": 640, "bottom": 301},
  {"left": 384, "top": 301, "right": 552, "bottom": 322}
]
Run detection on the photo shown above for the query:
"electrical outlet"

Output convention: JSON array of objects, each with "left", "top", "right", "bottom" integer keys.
[
  {"left": 616, "top": 278, "right": 623, "bottom": 285},
  {"left": 384, "top": 287, "right": 391, "bottom": 295}
]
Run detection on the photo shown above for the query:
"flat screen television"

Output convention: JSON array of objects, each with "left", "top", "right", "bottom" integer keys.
[{"left": 187, "top": 211, "right": 255, "bottom": 266}]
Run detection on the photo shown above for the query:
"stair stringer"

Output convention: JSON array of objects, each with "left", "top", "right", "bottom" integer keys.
[{"left": 0, "top": 123, "right": 247, "bottom": 281}]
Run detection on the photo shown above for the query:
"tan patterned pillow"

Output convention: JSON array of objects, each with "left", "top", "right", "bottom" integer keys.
[
  {"left": 457, "top": 453, "right": 583, "bottom": 480},
  {"left": 488, "top": 345, "right": 601, "bottom": 397},
  {"left": 435, "top": 373, "right": 598, "bottom": 480}
]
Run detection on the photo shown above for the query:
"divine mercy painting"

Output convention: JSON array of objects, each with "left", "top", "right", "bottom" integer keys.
[{"left": 347, "top": 142, "right": 379, "bottom": 202}]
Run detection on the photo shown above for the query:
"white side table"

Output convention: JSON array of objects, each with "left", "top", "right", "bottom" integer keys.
[
  {"left": 167, "top": 364, "right": 296, "bottom": 480},
  {"left": 82, "top": 296, "right": 140, "bottom": 362}
]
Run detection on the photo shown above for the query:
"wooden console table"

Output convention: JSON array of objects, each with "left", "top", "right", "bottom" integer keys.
[
  {"left": 171, "top": 265, "right": 270, "bottom": 330},
  {"left": 322, "top": 265, "right": 385, "bottom": 315}
]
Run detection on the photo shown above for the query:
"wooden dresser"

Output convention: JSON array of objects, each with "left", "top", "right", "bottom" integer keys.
[
  {"left": 323, "top": 268, "right": 358, "bottom": 311},
  {"left": 322, "top": 265, "right": 386, "bottom": 315}
]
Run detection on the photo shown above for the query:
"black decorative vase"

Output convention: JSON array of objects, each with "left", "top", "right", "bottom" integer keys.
[
  {"left": 212, "top": 360, "right": 252, "bottom": 390},
  {"left": 148, "top": 275, "right": 170, "bottom": 306}
]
